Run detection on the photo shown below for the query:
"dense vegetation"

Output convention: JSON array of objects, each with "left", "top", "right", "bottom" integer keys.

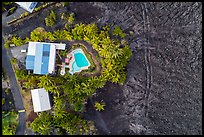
[
  {"left": 6, "top": 10, "right": 132, "bottom": 134},
  {"left": 45, "top": 10, "right": 57, "bottom": 27},
  {"left": 2, "top": 111, "right": 19, "bottom": 135},
  {"left": 30, "top": 111, "right": 95, "bottom": 135}
]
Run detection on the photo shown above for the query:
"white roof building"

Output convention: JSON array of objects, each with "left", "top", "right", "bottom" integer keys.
[
  {"left": 15, "top": 2, "right": 38, "bottom": 13},
  {"left": 31, "top": 88, "right": 51, "bottom": 112}
]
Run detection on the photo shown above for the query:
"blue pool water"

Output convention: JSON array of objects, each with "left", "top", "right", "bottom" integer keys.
[
  {"left": 69, "top": 49, "right": 90, "bottom": 75},
  {"left": 74, "top": 53, "right": 89, "bottom": 67}
]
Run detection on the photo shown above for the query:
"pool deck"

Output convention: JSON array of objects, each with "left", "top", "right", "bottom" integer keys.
[{"left": 67, "top": 52, "right": 74, "bottom": 72}]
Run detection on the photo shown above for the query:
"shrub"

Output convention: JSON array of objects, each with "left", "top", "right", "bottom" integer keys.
[
  {"left": 61, "top": 13, "right": 66, "bottom": 20},
  {"left": 121, "top": 39, "right": 127, "bottom": 45},
  {"left": 15, "top": 69, "right": 27, "bottom": 80},
  {"left": 11, "top": 36, "right": 24, "bottom": 46},
  {"left": 94, "top": 101, "right": 106, "bottom": 111},
  {"left": 65, "top": 23, "right": 71, "bottom": 31},
  {"left": 20, "top": 12, "right": 29, "bottom": 18},
  {"left": 2, "top": 111, "right": 19, "bottom": 135},
  {"left": 73, "top": 102, "right": 85, "bottom": 112},
  {"left": 7, "top": 6, "right": 17, "bottom": 15},
  {"left": 2, "top": 98, "right": 5, "bottom": 105},
  {"left": 45, "top": 10, "right": 57, "bottom": 27},
  {"left": 24, "top": 12, "right": 29, "bottom": 16},
  {"left": 5, "top": 88, "right": 10, "bottom": 95},
  {"left": 10, "top": 57, "right": 17, "bottom": 64},
  {"left": 30, "top": 27, "right": 46, "bottom": 41},
  {"left": 129, "top": 30, "right": 134, "bottom": 36},
  {"left": 68, "top": 13, "right": 75, "bottom": 23},
  {"left": 113, "top": 26, "right": 126, "bottom": 38},
  {"left": 24, "top": 37, "right": 30, "bottom": 43},
  {"left": 62, "top": 2, "right": 69, "bottom": 7},
  {"left": 4, "top": 40, "right": 12, "bottom": 49}
]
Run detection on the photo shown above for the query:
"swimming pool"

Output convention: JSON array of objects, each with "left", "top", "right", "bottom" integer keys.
[{"left": 69, "top": 49, "right": 90, "bottom": 75}]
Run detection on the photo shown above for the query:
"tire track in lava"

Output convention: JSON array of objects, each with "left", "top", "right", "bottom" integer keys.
[{"left": 141, "top": 3, "right": 153, "bottom": 117}]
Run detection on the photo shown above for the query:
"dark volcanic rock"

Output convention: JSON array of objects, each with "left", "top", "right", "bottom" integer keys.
[{"left": 86, "top": 2, "right": 202, "bottom": 135}]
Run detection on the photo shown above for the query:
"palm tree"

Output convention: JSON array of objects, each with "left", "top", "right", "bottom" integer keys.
[
  {"left": 38, "top": 75, "right": 53, "bottom": 88},
  {"left": 30, "top": 112, "right": 53, "bottom": 135},
  {"left": 54, "top": 30, "right": 64, "bottom": 40},
  {"left": 99, "top": 47, "right": 110, "bottom": 58},
  {"left": 37, "top": 75, "right": 60, "bottom": 95},
  {"left": 110, "top": 48, "right": 123, "bottom": 59},
  {"left": 94, "top": 101, "right": 106, "bottom": 111}
]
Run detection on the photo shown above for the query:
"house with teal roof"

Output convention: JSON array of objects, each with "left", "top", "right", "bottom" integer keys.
[{"left": 26, "top": 42, "right": 66, "bottom": 75}]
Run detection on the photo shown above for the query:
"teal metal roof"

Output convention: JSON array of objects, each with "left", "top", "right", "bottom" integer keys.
[{"left": 26, "top": 43, "right": 51, "bottom": 75}]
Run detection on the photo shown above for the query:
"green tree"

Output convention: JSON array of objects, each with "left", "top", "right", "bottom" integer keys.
[
  {"left": 54, "top": 112, "right": 90, "bottom": 135},
  {"left": 65, "top": 23, "right": 71, "bottom": 31},
  {"left": 31, "top": 112, "right": 54, "bottom": 135},
  {"left": 71, "top": 23, "right": 85, "bottom": 40},
  {"left": 53, "top": 30, "right": 64, "bottom": 40},
  {"left": 45, "top": 32, "right": 56, "bottom": 41},
  {"left": 11, "top": 36, "right": 24, "bottom": 46},
  {"left": 38, "top": 75, "right": 59, "bottom": 95},
  {"left": 53, "top": 96, "right": 67, "bottom": 118},
  {"left": 30, "top": 29, "right": 44, "bottom": 42},
  {"left": 15, "top": 69, "right": 27, "bottom": 80}
]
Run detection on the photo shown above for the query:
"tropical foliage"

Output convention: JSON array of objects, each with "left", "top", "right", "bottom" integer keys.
[
  {"left": 68, "top": 13, "right": 75, "bottom": 23},
  {"left": 113, "top": 26, "right": 126, "bottom": 38},
  {"left": 2, "top": 111, "right": 18, "bottom": 135},
  {"left": 30, "top": 112, "right": 54, "bottom": 135},
  {"left": 45, "top": 10, "right": 57, "bottom": 27},
  {"left": 10, "top": 57, "right": 17, "bottom": 64},
  {"left": 11, "top": 36, "right": 25, "bottom": 46},
  {"left": 94, "top": 102, "right": 106, "bottom": 111}
]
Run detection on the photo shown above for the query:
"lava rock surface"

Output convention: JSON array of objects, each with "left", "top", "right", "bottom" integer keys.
[{"left": 84, "top": 2, "right": 202, "bottom": 135}]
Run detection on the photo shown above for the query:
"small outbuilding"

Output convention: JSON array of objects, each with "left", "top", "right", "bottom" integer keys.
[{"left": 31, "top": 88, "right": 51, "bottom": 113}]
